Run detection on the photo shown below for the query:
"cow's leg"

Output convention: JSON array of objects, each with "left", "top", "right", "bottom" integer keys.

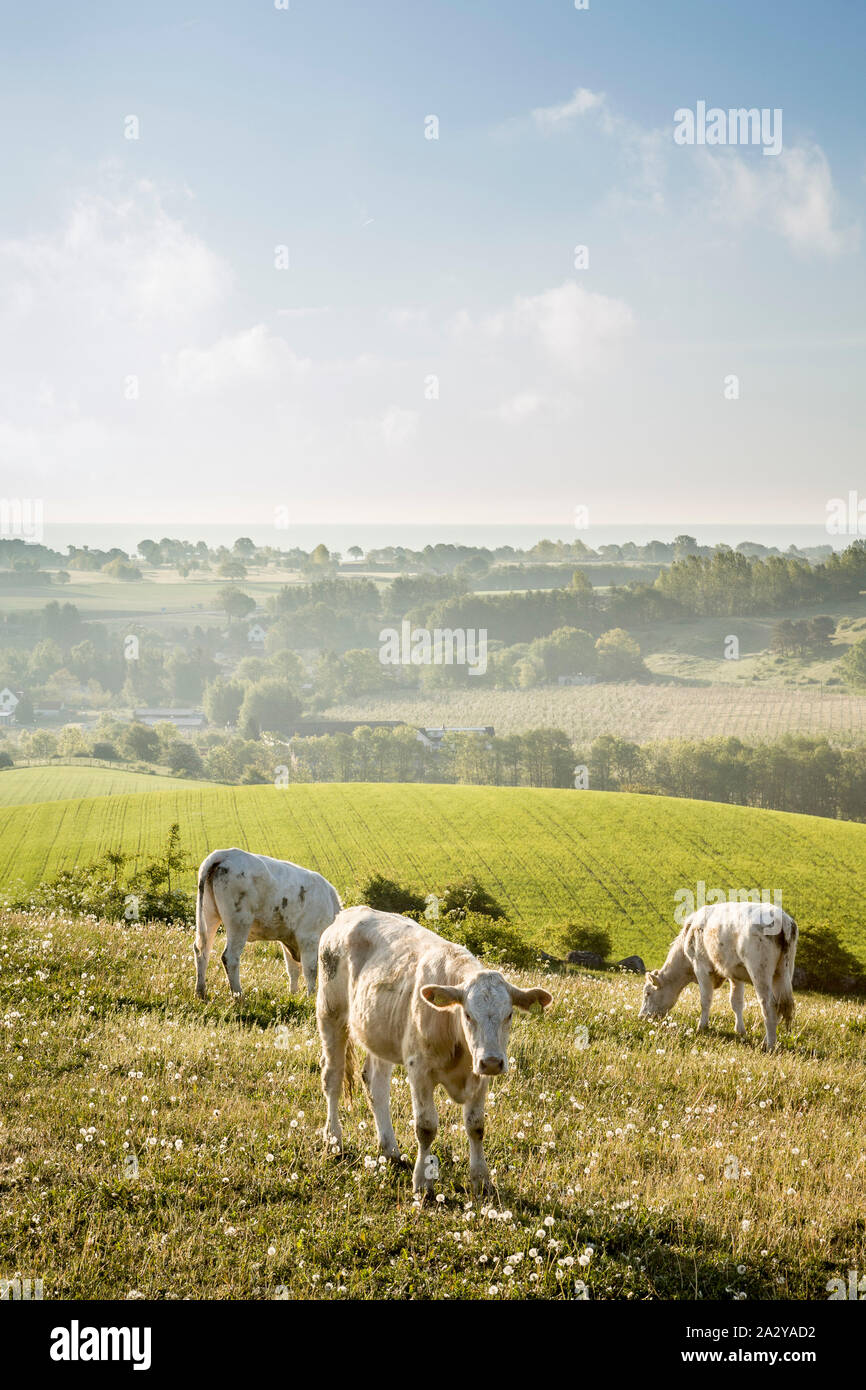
[
  {"left": 318, "top": 1012, "right": 348, "bottom": 1152},
  {"left": 221, "top": 919, "right": 251, "bottom": 1001},
  {"left": 361, "top": 1055, "right": 400, "bottom": 1161},
  {"left": 729, "top": 980, "right": 747, "bottom": 1037},
  {"left": 193, "top": 903, "right": 220, "bottom": 1002},
  {"left": 463, "top": 1077, "right": 491, "bottom": 1196},
  {"left": 280, "top": 943, "right": 301, "bottom": 993},
  {"left": 754, "top": 980, "right": 778, "bottom": 1051},
  {"left": 407, "top": 1061, "right": 438, "bottom": 1196},
  {"left": 300, "top": 942, "right": 318, "bottom": 996},
  {"left": 696, "top": 968, "right": 714, "bottom": 1033}
]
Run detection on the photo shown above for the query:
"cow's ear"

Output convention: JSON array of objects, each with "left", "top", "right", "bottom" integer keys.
[
  {"left": 646, "top": 970, "right": 661, "bottom": 985},
  {"left": 509, "top": 985, "right": 553, "bottom": 1012},
  {"left": 421, "top": 984, "right": 464, "bottom": 1010}
]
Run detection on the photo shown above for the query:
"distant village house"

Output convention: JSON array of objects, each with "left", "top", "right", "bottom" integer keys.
[{"left": 132, "top": 708, "right": 206, "bottom": 729}]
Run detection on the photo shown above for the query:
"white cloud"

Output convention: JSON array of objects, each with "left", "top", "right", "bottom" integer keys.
[
  {"left": 0, "top": 182, "right": 228, "bottom": 330},
  {"left": 171, "top": 325, "right": 310, "bottom": 394},
  {"left": 700, "top": 143, "right": 858, "bottom": 256},
  {"left": 482, "top": 281, "right": 635, "bottom": 377},
  {"left": 531, "top": 87, "right": 605, "bottom": 129},
  {"left": 523, "top": 89, "right": 855, "bottom": 249}
]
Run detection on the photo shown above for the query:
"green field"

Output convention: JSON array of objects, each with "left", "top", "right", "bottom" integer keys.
[
  {"left": 2, "top": 781, "right": 864, "bottom": 967},
  {"left": 0, "top": 565, "right": 326, "bottom": 618},
  {"left": 0, "top": 763, "right": 215, "bottom": 807},
  {"left": 1, "top": 908, "right": 864, "bottom": 1300}
]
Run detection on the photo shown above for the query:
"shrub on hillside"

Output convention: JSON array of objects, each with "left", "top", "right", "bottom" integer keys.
[
  {"left": 796, "top": 925, "right": 866, "bottom": 995},
  {"left": 90, "top": 742, "right": 118, "bottom": 761},
  {"left": 360, "top": 873, "right": 427, "bottom": 917},
  {"left": 440, "top": 911, "right": 540, "bottom": 971},
  {"left": 13, "top": 823, "right": 194, "bottom": 925},
  {"left": 557, "top": 925, "right": 612, "bottom": 960},
  {"left": 438, "top": 876, "right": 505, "bottom": 922},
  {"left": 167, "top": 742, "right": 205, "bottom": 777}
]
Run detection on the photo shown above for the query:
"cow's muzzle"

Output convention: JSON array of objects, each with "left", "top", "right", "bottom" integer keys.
[{"left": 477, "top": 1055, "right": 505, "bottom": 1076}]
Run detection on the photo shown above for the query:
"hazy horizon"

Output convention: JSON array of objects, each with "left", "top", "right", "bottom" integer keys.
[{"left": 34, "top": 520, "right": 853, "bottom": 556}]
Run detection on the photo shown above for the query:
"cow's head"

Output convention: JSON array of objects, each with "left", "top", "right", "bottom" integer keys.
[
  {"left": 638, "top": 968, "right": 677, "bottom": 1019},
  {"left": 420, "top": 971, "right": 552, "bottom": 1077}
]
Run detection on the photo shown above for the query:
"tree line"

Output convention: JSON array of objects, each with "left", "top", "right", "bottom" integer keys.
[{"left": 15, "top": 721, "right": 866, "bottom": 824}]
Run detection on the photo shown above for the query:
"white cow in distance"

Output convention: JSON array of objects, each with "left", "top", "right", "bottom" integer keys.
[
  {"left": 194, "top": 848, "right": 341, "bottom": 1001},
  {"left": 317, "top": 906, "right": 552, "bottom": 1197},
  {"left": 638, "top": 900, "right": 798, "bottom": 1050}
]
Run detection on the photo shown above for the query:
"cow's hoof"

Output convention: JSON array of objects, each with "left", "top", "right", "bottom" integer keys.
[
  {"left": 195, "top": 989, "right": 206, "bottom": 1002},
  {"left": 323, "top": 1129, "right": 343, "bottom": 1155},
  {"left": 470, "top": 1174, "right": 492, "bottom": 1198}
]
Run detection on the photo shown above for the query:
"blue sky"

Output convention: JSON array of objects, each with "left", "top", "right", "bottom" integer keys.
[{"left": 1, "top": 0, "right": 864, "bottom": 532}]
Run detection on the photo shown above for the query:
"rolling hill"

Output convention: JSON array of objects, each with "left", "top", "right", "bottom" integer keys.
[
  {"left": 0, "top": 764, "right": 215, "bottom": 807},
  {"left": 0, "top": 781, "right": 863, "bottom": 966}
]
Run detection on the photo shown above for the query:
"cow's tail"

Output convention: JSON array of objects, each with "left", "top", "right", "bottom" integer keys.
[
  {"left": 343, "top": 1036, "right": 356, "bottom": 1101},
  {"left": 195, "top": 853, "right": 224, "bottom": 945},
  {"left": 774, "top": 915, "right": 798, "bottom": 1029}
]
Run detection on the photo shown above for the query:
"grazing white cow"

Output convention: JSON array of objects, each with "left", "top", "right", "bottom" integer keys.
[
  {"left": 317, "top": 907, "right": 552, "bottom": 1196},
  {"left": 194, "top": 848, "right": 341, "bottom": 1001},
  {"left": 638, "top": 900, "right": 798, "bottom": 1050}
]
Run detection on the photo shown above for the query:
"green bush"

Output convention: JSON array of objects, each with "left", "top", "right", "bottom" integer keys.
[
  {"left": 557, "top": 924, "right": 611, "bottom": 959},
  {"left": 91, "top": 742, "right": 118, "bottom": 761},
  {"left": 438, "top": 875, "right": 505, "bottom": 921},
  {"left": 360, "top": 873, "right": 427, "bottom": 917},
  {"left": 439, "top": 912, "right": 540, "bottom": 970},
  {"left": 798, "top": 925, "right": 866, "bottom": 994},
  {"left": 13, "top": 823, "right": 194, "bottom": 925}
]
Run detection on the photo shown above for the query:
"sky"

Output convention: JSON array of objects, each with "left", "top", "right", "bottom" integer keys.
[{"left": 1, "top": 0, "right": 864, "bottom": 536}]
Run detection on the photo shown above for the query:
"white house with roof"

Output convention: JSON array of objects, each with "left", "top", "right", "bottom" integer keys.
[{"left": 0, "top": 688, "right": 19, "bottom": 724}]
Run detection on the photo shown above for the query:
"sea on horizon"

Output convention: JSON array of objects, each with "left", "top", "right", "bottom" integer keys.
[{"left": 39, "top": 521, "right": 852, "bottom": 557}]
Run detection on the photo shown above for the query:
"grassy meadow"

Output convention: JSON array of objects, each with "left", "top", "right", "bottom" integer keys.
[
  {"left": 0, "top": 764, "right": 215, "bottom": 808},
  {"left": 1, "top": 909, "right": 864, "bottom": 1300},
  {"left": 0, "top": 565, "right": 305, "bottom": 618},
  {"left": 0, "top": 782, "right": 865, "bottom": 968}
]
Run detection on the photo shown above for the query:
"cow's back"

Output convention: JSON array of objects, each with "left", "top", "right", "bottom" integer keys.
[
  {"left": 320, "top": 908, "right": 466, "bottom": 1065},
  {"left": 205, "top": 847, "right": 340, "bottom": 944},
  {"left": 688, "top": 901, "right": 796, "bottom": 979}
]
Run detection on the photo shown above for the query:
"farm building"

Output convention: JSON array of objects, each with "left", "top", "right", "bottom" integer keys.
[
  {"left": 132, "top": 708, "right": 206, "bottom": 729},
  {"left": 416, "top": 726, "right": 495, "bottom": 749},
  {"left": 32, "top": 700, "right": 67, "bottom": 720}
]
